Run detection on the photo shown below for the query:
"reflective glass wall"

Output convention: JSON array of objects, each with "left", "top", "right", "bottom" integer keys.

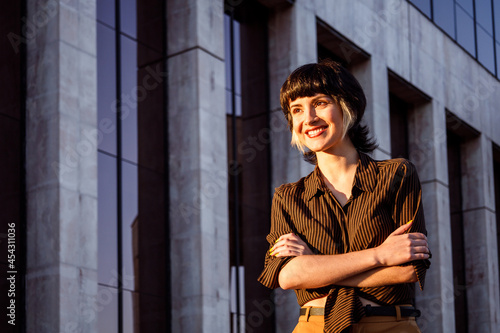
[
  {"left": 225, "top": 1, "right": 274, "bottom": 331},
  {"left": 409, "top": 0, "right": 500, "bottom": 77},
  {"left": 96, "top": 0, "right": 169, "bottom": 331}
]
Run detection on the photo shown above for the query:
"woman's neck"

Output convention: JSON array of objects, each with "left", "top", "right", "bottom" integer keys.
[
  {"left": 316, "top": 144, "right": 359, "bottom": 206},
  {"left": 316, "top": 143, "right": 359, "bottom": 184}
]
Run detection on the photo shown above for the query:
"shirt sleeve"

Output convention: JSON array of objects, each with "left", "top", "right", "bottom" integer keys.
[
  {"left": 257, "top": 189, "right": 296, "bottom": 289},
  {"left": 392, "top": 160, "right": 431, "bottom": 291}
]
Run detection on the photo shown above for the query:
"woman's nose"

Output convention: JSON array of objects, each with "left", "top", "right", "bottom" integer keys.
[{"left": 304, "top": 107, "right": 318, "bottom": 125}]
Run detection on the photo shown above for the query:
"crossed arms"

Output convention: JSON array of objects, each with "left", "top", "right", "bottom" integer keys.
[{"left": 271, "top": 221, "right": 429, "bottom": 290}]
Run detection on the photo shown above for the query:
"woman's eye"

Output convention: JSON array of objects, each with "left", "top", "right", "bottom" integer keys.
[
  {"left": 315, "top": 101, "right": 326, "bottom": 107},
  {"left": 291, "top": 108, "right": 302, "bottom": 114}
]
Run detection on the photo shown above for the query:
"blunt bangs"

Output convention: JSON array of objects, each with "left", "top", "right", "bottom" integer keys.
[
  {"left": 279, "top": 60, "right": 376, "bottom": 164},
  {"left": 280, "top": 63, "right": 341, "bottom": 122}
]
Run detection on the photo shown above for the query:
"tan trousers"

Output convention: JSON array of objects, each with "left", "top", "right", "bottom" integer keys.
[{"left": 292, "top": 307, "right": 422, "bottom": 333}]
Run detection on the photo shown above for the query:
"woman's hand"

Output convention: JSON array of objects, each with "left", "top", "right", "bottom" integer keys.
[
  {"left": 270, "top": 233, "right": 314, "bottom": 257},
  {"left": 374, "top": 221, "right": 430, "bottom": 266}
]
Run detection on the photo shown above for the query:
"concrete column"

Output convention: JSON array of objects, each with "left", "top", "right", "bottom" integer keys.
[
  {"left": 407, "top": 100, "right": 455, "bottom": 333},
  {"left": 25, "top": 0, "right": 98, "bottom": 332},
  {"left": 461, "top": 135, "right": 499, "bottom": 333},
  {"left": 167, "top": 0, "right": 229, "bottom": 331},
  {"left": 267, "top": 2, "right": 317, "bottom": 332},
  {"left": 350, "top": 57, "right": 391, "bottom": 160}
]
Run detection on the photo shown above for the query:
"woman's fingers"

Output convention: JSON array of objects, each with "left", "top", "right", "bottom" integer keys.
[
  {"left": 271, "top": 241, "right": 305, "bottom": 256},
  {"left": 377, "top": 231, "right": 430, "bottom": 266},
  {"left": 270, "top": 233, "right": 313, "bottom": 257},
  {"left": 390, "top": 220, "right": 413, "bottom": 236}
]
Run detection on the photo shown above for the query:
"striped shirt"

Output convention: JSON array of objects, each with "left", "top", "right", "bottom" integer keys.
[{"left": 258, "top": 152, "right": 430, "bottom": 333}]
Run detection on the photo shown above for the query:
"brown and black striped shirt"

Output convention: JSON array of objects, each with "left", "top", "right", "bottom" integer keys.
[{"left": 258, "top": 152, "right": 430, "bottom": 333}]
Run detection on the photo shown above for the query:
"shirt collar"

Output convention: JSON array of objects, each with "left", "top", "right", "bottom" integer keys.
[
  {"left": 304, "top": 167, "right": 326, "bottom": 201},
  {"left": 353, "top": 152, "right": 378, "bottom": 192},
  {"left": 304, "top": 152, "right": 378, "bottom": 201}
]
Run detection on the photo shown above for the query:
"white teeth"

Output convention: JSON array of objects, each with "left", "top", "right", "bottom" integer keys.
[{"left": 307, "top": 128, "right": 324, "bottom": 136}]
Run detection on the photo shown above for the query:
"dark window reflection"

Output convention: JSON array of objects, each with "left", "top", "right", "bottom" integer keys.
[
  {"left": 433, "top": 0, "right": 456, "bottom": 37},
  {"left": 121, "top": 160, "right": 138, "bottom": 292},
  {"left": 97, "top": 0, "right": 115, "bottom": 28},
  {"left": 447, "top": 131, "right": 468, "bottom": 333},
  {"left": 410, "top": 0, "right": 432, "bottom": 18},
  {"left": 389, "top": 94, "right": 410, "bottom": 159},
  {"left": 97, "top": 23, "right": 117, "bottom": 156},
  {"left": 98, "top": 152, "right": 118, "bottom": 287},
  {"left": 121, "top": 36, "right": 138, "bottom": 164},
  {"left": 456, "top": 5, "right": 476, "bottom": 56},
  {"left": 226, "top": 3, "right": 273, "bottom": 331},
  {"left": 477, "top": 24, "right": 496, "bottom": 72},
  {"left": 97, "top": 1, "right": 168, "bottom": 331},
  {"left": 475, "top": 0, "right": 493, "bottom": 34}
]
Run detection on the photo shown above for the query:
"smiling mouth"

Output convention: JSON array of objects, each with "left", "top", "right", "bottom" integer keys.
[{"left": 306, "top": 127, "right": 327, "bottom": 138}]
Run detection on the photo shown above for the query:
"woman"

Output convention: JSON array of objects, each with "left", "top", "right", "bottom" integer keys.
[{"left": 258, "top": 60, "right": 431, "bottom": 333}]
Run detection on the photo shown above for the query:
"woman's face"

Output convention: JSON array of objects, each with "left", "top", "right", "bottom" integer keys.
[{"left": 290, "top": 94, "right": 345, "bottom": 154}]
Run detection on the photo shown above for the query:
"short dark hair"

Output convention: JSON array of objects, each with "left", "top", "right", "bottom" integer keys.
[{"left": 280, "top": 59, "right": 377, "bottom": 164}]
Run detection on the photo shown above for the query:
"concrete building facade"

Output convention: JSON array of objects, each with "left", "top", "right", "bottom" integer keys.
[{"left": 2, "top": 0, "right": 500, "bottom": 332}]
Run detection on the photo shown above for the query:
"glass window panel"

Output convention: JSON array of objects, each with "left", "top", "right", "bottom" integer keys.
[
  {"left": 456, "top": 5, "right": 477, "bottom": 56},
  {"left": 235, "top": 94, "right": 242, "bottom": 117},
  {"left": 120, "top": 0, "right": 137, "bottom": 39},
  {"left": 121, "top": 161, "right": 138, "bottom": 292},
  {"left": 97, "top": 285, "right": 119, "bottom": 332},
  {"left": 477, "top": 24, "right": 496, "bottom": 72},
  {"left": 123, "top": 290, "right": 138, "bottom": 333},
  {"left": 409, "top": 0, "right": 432, "bottom": 18},
  {"left": 233, "top": 20, "right": 242, "bottom": 96},
  {"left": 97, "top": 23, "right": 117, "bottom": 156},
  {"left": 226, "top": 89, "right": 232, "bottom": 115},
  {"left": 97, "top": 0, "right": 115, "bottom": 28},
  {"left": 224, "top": 17, "right": 242, "bottom": 96},
  {"left": 433, "top": 0, "right": 456, "bottom": 38},
  {"left": 224, "top": 14, "right": 232, "bottom": 91},
  {"left": 496, "top": 42, "right": 500, "bottom": 78},
  {"left": 456, "top": 0, "right": 474, "bottom": 15},
  {"left": 98, "top": 153, "right": 118, "bottom": 287},
  {"left": 494, "top": 0, "right": 500, "bottom": 42},
  {"left": 226, "top": 89, "right": 242, "bottom": 117},
  {"left": 120, "top": 36, "right": 138, "bottom": 164},
  {"left": 475, "top": 0, "right": 494, "bottom": 34}
]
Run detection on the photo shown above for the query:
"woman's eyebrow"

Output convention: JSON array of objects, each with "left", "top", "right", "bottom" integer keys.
[
  {"left": 289, "top": 102, "right": 303, "bottom": 108},
  {"left": 311, "top": 94, "right": 331, "bottom": 101}
]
